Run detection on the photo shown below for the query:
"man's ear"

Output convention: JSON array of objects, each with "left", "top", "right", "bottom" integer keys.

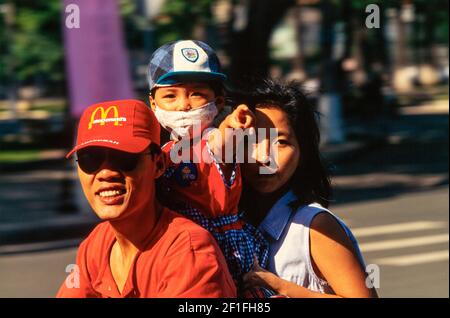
[
  {"left": 215, "top": 95, "right": 225, "bottom": 112},
  {"left": 153, "top": 152, "right": 166, "bottom": 179},
  {"left": 149, "top": 94, "right": 156, "bottom": 111}
]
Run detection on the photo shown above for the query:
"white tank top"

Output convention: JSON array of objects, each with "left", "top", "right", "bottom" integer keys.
[{"left": 260, "top": 193, "right": 365, "bottom": 295}]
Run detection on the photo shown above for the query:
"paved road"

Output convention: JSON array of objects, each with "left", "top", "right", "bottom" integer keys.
[
  {"left": 0, "top": 247, "right": 76, "bottom": 297},
  {"left": 331, "top": 109, "right": 449, "bottom": 298},
  {"left": 0, "top": 187, "right": 447, "bottom": 298},
  {"left": 0, "top": 106, "right": 448, "bottom": 298},
  {"left": 333, "top": 187, "right": 448, "bottom": 297}
]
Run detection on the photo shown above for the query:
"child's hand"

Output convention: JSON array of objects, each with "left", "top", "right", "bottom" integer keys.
[
  {"left": 242, "top": 256, "right": 277, "bottom": 291},
  {"left": 210, "top": 104, "right": 255, "bottom": 163},
  {"left": 226, "top": 104, "right": 255, "bottom": 130}
]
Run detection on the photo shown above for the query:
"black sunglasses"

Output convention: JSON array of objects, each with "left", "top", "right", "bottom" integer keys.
[{"left": 76, "top": 147, "right": 149, "bottom": 174}]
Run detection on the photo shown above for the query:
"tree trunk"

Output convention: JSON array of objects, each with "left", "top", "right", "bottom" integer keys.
[
  {"left": 225, "top": 0, "right": 295, "bottom": 88},
  {"left": 292, "top": 4, "right": 306, "bottom": 81},
  {"left": 318, "top": 0, "right": 344, "bottom": 144}
]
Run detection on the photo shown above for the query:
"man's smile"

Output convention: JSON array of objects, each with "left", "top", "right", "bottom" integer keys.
[{"left": 95, "top": 185, "right": 127, "bottom": 205}]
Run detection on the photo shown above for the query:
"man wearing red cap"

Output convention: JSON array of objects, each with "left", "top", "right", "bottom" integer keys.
[{"left": 57, "top": 99, "right": 236, "bottom": 298}]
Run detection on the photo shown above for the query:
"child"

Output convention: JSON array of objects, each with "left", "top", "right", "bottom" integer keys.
[{"left": 147, "top": 40, "right": 273, "bottom": 297}]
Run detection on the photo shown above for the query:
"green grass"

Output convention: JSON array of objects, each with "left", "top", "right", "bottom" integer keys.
[
  {"left": 396, "top": 84, "right": 449, "bottom": 106},
  {"left": 0, "top": 150, "right": 41, "bottom": 163},
  {"left": 32, "top": 102, "right": 66, "bottom": 114},
  {"left": 0, "top": 99, "right": 66, "bottom": 114},
  {"left": 432, "top": 91, "right": 449, "bottom": 101}
]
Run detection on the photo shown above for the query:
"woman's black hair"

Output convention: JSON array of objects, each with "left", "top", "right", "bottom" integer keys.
[{"left": 232, "top": 79, "right": 332, "bottom": 208}]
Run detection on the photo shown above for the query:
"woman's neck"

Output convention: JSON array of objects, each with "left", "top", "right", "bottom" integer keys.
[{"left": 244, "top": 185, "right": 291, "bottom": 227}]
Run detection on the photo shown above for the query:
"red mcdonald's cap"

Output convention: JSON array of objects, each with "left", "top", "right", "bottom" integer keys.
[{"left": 66, "top": 99, "right": 160, "bottom": 158}]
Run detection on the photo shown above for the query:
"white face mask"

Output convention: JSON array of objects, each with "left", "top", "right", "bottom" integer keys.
[{"left": 153, "top": 101, "right": 218, "bottom": 140}]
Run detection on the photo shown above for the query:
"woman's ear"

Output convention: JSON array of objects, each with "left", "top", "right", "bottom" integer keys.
[{"left": 149, "top": 94, "right": 156, "bottom": 111}]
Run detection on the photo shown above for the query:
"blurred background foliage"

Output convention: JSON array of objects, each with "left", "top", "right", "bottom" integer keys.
[
  {"left": 0, "top": 1, "right": 64, "bottom": 93},
  {"left": 0, "top": 0, "right": 448, "bottom": 95},
  {"left": 0, "top": 0, "right": 448, "bottom": 148}
]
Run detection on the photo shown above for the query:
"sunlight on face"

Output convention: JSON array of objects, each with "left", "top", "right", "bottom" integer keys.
[
  {"left": 77, "top": 149, "right": 162, "bottom": 221},
  {"left": 151, "top": 82, "right": 218, "bottom": 111},
  {"left": 242, "top": 106, "right": 300, "bottom": 194}
]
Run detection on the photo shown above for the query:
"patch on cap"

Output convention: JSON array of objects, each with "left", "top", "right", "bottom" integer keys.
[{"left": 181, "top": 48, "right": 199, "bottom": 63}]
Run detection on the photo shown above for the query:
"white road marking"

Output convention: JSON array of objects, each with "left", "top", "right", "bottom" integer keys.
[
  {"left": 352, "top": 221, "right": 448, "bottom": 238},
  {"left": 373, "top": 250, "right": 449, "bottom": 266},
  {"left": 359, "top": 234, "right": 449, "bottom": 252}
]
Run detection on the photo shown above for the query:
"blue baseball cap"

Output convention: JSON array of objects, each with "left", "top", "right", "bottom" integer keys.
[{"left": 147, "top": 40, "right": 227, "bottom": 91}]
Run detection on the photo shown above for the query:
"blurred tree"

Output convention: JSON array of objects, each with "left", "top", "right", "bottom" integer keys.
[
  {"left": 224, "top": 0, "right": 295, "bottom": 87},
  {"left": 119, "top": 0, "right": 144, "bottom": 50},
  {"left": 318, "top": 0, "right": 345, "bottom": 143},
  {"left": 338, "top": 1, "right": 392, "bottom": 117},
  {"left": 0, "top": 0, "right": 64, "bottom": 95},
  {"left": 0, "top": 0, "right": 145, "bottom": 97},
  {"left": 413, "top": 0, "right": 449, "bottom": 65},
  {"left": 153, "top": 0, "right": 215, "bottom": 46},
  {"left": 341, "top": 0, "right": 389, "bottom": 78}
]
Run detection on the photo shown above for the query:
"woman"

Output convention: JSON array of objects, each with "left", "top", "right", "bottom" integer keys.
[{"left": 237, "top": 79, "right": 378, "bottom": 298}]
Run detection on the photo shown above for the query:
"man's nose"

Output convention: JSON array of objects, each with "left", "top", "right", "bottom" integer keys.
[{"left": 96, "top": 160, "right": 123, "bottom": 181}]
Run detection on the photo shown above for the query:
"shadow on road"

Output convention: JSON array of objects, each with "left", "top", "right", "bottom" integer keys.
[{"left": 331, "top": 113, "right": 449, "bottom": 206}]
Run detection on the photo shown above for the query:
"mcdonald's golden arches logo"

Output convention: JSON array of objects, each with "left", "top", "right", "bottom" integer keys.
[{"left": 88, "top": 106, "right": 127, "bottom": 129}]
